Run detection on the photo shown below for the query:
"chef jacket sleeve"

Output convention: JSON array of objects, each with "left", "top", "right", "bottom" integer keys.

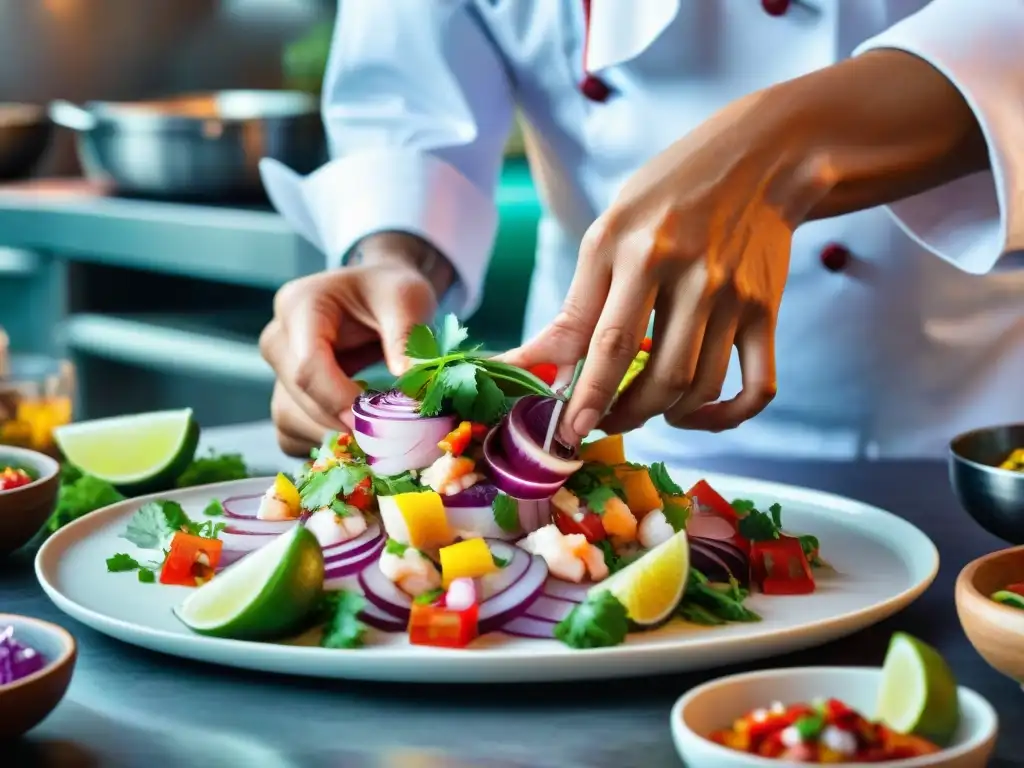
[
  {"left": 853, "top": 0, "right": 1024, "bottom": 275},
  {"left": 259, "top": 0, "right": 515, "bottom": 316}
]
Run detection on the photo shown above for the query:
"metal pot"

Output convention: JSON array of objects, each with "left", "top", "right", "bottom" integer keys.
[
  {"left": 49, "top": 90, "right": 325, "bottom": 201},
  {"left": 0, "top": 104, "right": 53, "bottom": 180}
]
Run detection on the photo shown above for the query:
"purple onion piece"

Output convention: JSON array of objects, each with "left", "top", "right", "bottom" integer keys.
[
  {"left": 443, "top": 482, "right": 499, "bottom": 508},
  {"left": 0, "top": 627, "right": 46, "bottom": 685}
]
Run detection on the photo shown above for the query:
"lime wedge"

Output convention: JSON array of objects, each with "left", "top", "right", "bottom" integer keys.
[
  {"left": 589, "top": 529, "right": 689, "bottom": 626},
  {"left": 174, "top": 525, "right": 325, "bottom": 641},
  {"left": 876, "top": 632, "right": 961, "bottom": 745},
  {"left": 53, "top": 409, "right": 199, "bottom": 494}
]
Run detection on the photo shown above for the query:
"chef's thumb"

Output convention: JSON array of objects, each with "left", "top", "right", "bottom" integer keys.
[{"left": 367, "top": 271, "right": 439, "bottom": 376}]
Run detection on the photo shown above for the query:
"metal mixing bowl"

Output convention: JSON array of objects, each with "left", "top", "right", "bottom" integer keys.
[
  {"left": 949, "top": 424, "right": 1024, "bottom": 544},
  {"left": 49, "top": 90, "right": 325, "bottom": 201}
]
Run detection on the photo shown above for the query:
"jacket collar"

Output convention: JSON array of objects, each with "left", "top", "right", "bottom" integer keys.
[{"left": 585, "top": 0, "right": 681, "bottom": 72}]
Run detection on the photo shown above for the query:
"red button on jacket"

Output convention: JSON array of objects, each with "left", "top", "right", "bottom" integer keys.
[
  {"left": 762, "top": 0, "right": 791, "bottom": 16},
  {"left": 819, "top": 243, "right": 852, "bottom": 272},
  {"left": 580, "top": 0, "right": 613, "bottom": 102}
]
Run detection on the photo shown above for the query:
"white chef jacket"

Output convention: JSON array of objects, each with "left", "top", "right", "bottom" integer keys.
[{"left": 260, "top": 0, "right": 1024, "bottom": 461}]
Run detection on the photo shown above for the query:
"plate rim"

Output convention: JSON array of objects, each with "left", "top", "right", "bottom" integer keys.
[{"left": 35, "top": 469, "right": 940, "bottom": 680}]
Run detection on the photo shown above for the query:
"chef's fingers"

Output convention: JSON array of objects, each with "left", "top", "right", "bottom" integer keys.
[
  {"left": 259, "top": 319, "right": 347, "bottom": 430},
  {"left": 363, "top": 268, "right": 439, "bottom": 376},
  {"left": 662, "top": 298, "right": 740, "bottom": 427},
  {"left": 270, "top": 382, "right": 329, "bottom": 457},
  {"left": 601, "top": 270, "right": 714, "bottom": 433},
  {"left": 562, "top": 270, "right": 656, "bottom": 443},
  {"left": 284, "top": 289, "right": 366, "bottom": 422},
  {"left": 498, "top": 227, "right": 613, "bottom": 371},
  {"left": 670, "top": 309, "right": 777, "bottom": 432}
]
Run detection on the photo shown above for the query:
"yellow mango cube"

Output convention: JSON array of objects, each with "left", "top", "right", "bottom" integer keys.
[
  {"left": 579, "top": 434, "right": 625, "bottom": 465},
  {"left": 379, "top": 491, "right": 455, "bottom": 549},
  {"left": 439, "top": 538, "right": 497, "bottom": 588}
]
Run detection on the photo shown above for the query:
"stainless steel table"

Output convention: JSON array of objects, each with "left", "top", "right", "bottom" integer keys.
[{"left": 3, "top": 424, "right": 1020, "bottom": 767}]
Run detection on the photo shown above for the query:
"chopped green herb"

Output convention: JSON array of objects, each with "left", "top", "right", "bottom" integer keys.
[
  {"left": 735, "top": 500, "right": 783, "bottom": 542},
  {"left": 795, "top": 714, "right": 825, "bottom": 741},
  {"left": 554, "top": 590, "right": 630, "bottom": 649},
  {"left": 385, "top": 539, "right": 409, "bottom": 557},
  {"left": 46, "top": 474, "right": 125, "bottom": 534},
  {"left": 492, "top": 493, "right": 520, "bottom": 533},
  {"left": 414, "top": 588, "right": 445, "bottom": 605},
  {"left": 202, "top": 499, "right": 225, "bottom": 517},
  {"left": 137, "top": 568, "right": 156, "bottom": 584},
  {"left": 372, "top": 471, "right": 421, "bottom": 496},
  {"left": 300, "top": 463, "right": 372, "bottom": 511},
  {"left": 106, "top": 553, "right": 142, "bottom": 572},
  {"left": 121, "top": 500, "right": 191, "bottom": 550},
  {"left": 492, "top": 554, "right": 510, "bottom": 568},
  {"left": 596, "top": 540, "right": 641, "bottom": 575},
  {"left": 395, "top": 314, "right": 552, "bottom": 424},
  {"left": 648, "top": 462, "right": 684, "bottom": 496},
  {"left": 564, "top": 462, "right": 627, "bottom": 514},
  {"left": 677, "top": 602, "right": 726, "bottom": 626},
  {"left": 320, "top": 590, "right": 368, "bottom": 649},
  {"left": 661, "top": 497, "right": 690, "bottom": 532},
  {"left": 684, "top": 570, "right": 761, "bottom": 623}
]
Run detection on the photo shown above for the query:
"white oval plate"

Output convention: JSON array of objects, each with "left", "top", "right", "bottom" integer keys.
[{"left": 36, "top": 470, "right": 939, "bottom": 684}]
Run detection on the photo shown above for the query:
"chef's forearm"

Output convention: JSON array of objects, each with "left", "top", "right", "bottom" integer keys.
[
  {"left": 349, "top": 232, "right": 456, "bottom": 299},
  {"left": 766, "top": 49, "right": 989, "bottom": 221}
]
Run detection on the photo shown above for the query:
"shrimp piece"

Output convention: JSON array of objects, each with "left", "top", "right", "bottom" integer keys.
[
  {"left": 379, "top": 546, "right": 442, "bottom": 598},
  {"left": 256, "top": 474, "right": 301, "bottom": 521},
  {"left": 305, "top": 508, "right": 368, "bottom": 548},
  {"left": 519, "top": 524, "right": 609, "bottom": 583},
  {"left": 638, "top": 508, "right": 675, "bottom": 550},
  {"left": 420, "top": 454, "right": 477, "bottom": 495}
]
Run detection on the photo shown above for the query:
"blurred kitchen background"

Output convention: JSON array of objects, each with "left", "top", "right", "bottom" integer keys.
[{"left": 0, "top": 0, "right": 538, "bottom": 450}]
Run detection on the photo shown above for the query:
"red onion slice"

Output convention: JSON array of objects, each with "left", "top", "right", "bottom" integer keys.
[
  {"left": 478, "top": 555, "right": 548, "bottom": 633},
  {"left": 690, "top": 540, "right": 737, "bottom": 584},
  {"left": 499, "top": 616, "right": 557, "bottom": 639},
  {"left": 323, "top": 539, "right": 386, "bottom": 579},
  {"left": 521, "top": 594, "right": 576, "bottom": 623},
  {"left": 501, "top": 396, "right": 583, "bottom": 482},
  {"left": 321, "top": 521, "right": 384, "bottom": 562},
  {"left": 541, "top": 577, "right": 590, "bottom": 604},
  {"left": 223, "top": 518, "right": 297, "bottom": 535},
  {"left": 358, "top": 561, "right": 413, "bottom": 619},
  {"left": 352, "top": 391, "right": 454, "bottom": 475},
  {"left": 687, "top": 512, "right": 737, "bottom": 541},
  {"left": 477, "top": 540, "right": 531, "bottom": 600},
  {"left": 220, "top": 494, "right": 263, "bottom": 519},
  {"left": 360, "top": 602, "right": 407, "bottom": 633},
  {"left": 483, "top": 426, "right": 567, "bottom": 501},
  {"left": 218, "top": 530, "right": 286, "bottom": 553}
]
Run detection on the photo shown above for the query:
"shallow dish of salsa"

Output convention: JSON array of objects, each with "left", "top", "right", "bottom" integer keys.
[{"left": 0, "top": 463, "right": 36, "bottom": 492}]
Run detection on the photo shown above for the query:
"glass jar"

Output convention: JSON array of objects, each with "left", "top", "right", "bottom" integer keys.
[{"left": 0, "top": 333, "right": 75, "bottom": 456}]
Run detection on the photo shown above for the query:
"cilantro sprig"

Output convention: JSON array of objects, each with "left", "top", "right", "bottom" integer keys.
[
  {"left": 299, "top": 463, "right": 373, "bottom": 511},
  {"left": 319, "top": 590, "right": 368, "bottom": 649},
  {"left": 731, "top": 498, "right": 824, "bottom": 566},
  {"left": 395, "top": 314, "right": 554, "bottom": 424},
  {"left": 553, "top": 590, "right": 630, "bottom": 649},
  {"left": 492, "top": 493, "right": 520, "bottom": 533},
  {"left": 563, "top": 462, "right": 627, "bottom": 514},
  {"left": 121, "top": 500, "right": 224, "bottom": 551}
]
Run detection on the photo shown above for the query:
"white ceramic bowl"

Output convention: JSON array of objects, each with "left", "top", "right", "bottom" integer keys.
[{"left": 671, "top": 667, "right": 997, "bottom": 768}]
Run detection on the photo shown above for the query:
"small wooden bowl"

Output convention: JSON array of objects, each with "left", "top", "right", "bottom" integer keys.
[
  {"left": 0, "top": 614, "right": 76, "bottom": 739},
  {"left": 955, "top": 545, "right": 1024, "bottom": 685},
  {"left": 0, "top": 446, "right": 60, "bottom": 556}
]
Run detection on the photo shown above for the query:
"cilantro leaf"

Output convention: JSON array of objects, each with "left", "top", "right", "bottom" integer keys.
[
  {"left": 443, "top": 361, "right": 480, "bottom": 418},
  {"left": 648, "top": 462, "right": 684, "bottom": 496},
  {"left": 418, "top": 368, "right": 447, "bottom": 416},
  {"left": 564, "top": 463, "right": 627, "bottom": 514},
  {"left": 492, "top": 493, "right": 520, "bottom": 533},
  {"left": 320, "top": 590, "right": 368, "bottom": 649},
  {"left": 372, "top": 472, "right": 421, "bottom": 496},
  {"left": 553, "top": 590, "right": 629, "bottom": 649},
  {"left": 405, "top": 324, "right": 440, "bottom": 361},
  {"left": 106, "top": 553, "right": 142, "bottom": 572},
  {"left": 46, "top": 474, "right": 125, "bottom": 534},
  {"left": 137, "top": 568, "right": 156, "bottom": 584},
  {"left": 202, "top": 499, "right": 225, "bottom": 517},
  {"left": 414, "top": 588, "right": 445, "bottom": 605},
  {"left": 471, "top": 371, "right": 507, "bottom": 424},
  {"left": 475, "top": 359, "right": 554, "bottom": 398},
  {"left": 121, "top": 500, "right": 191, "bottom": 550},
  {"left": 176, "top": 451, "right": 249, "bottom": 488},
  {"left": 662, "top": 497, "right": 690, "bottom": 532},
  {"left": 492, "top": 554, "right": 510, "bottom": 568},
  {"left": 435, "top": 313, "right": 469, "bottom": 356},
  {"left": 595, "top": 540, "right": 640, "bottom": 575},
  {"left": 581, "top": 485, "right": 620, "bottom": 515},
  {"left": 385, "top": 539, "right": 409, "bottom": 556},
  {"left": 300, "top": 464, "right": 372, "bottom": 511},
  {"left": 677, "top": 602, "right": 726, "bottom": 626},
  {"left": 733, "top": 499, "right": 785, "bottom": 543},
  {"left": 394, "top": 362, "right": 436, "bottom": 400}
]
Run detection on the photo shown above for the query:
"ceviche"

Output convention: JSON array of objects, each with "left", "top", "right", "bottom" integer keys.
[{"left": 105, "top": 316, "right": 826, "bottom": 651}]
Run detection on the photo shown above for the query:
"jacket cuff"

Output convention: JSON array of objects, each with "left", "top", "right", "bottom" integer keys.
[
  {"left": 260, "top": 149, "right": 497, "bottom": 316},
  {"left": 854, "top": 0, "right": 1024, "bottom": 274}
]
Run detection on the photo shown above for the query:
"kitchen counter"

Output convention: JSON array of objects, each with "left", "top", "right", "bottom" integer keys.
[{"left": 2, "top": 422, "right": 1020, "bottom": 767}]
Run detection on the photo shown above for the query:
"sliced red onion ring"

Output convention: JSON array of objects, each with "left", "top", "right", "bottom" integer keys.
[
  {"left": 483, "top": 426, "right": 566, "bottom": 500},
  {"left": 352, "top": 391, "right": 454, "bottom": 475},
  {"left": 687, "top": 512, "right": 737, "bottom": 541},
  {"left": 501, "top": 396, "right": 583, "bottom": 482},
  {"left": 221, "top": 494, "right": 263, "bottom": 519},
  {"left": 478, "top": 555, "right": 548, "bottom": 633},
  {"left": 540, "top": 577, "right": 590, "bottom": 604},
  {"left": 690, "top": 539, "right": 737, "bottom": 584},
  {"left": 215, "top": 548, "right": 253, "bottom": 570},
  {"left": 223, "top": 518, "right": 297, "bottom": 535},
  {"left": 360, "top": 602, "right": 406, "bottom": 632},
  {"left": 321, "top": 522, "right": 384, "bottom": 562},
  {"left": 690, "top": 536, "right": 749, "bottom": 586},
  {"left": 521, "top": 594, "right": 576, "bottom": 623},
  {"left": 499, "top": 616, "right": 557, "bottom": 639},
  {"left": 444, "top": 484, "right": 518, "bottom": 540},
  {"left": 358, "top": 561, "right": 413, "bottom": 619},
  {"left": 477, "top": 540, "right": 531, "bottom": 600},
  {"left": 324, "top": 540, "right": 385, "bottom": 579}
]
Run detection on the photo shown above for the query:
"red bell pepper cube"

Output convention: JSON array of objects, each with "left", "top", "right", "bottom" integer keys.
[
  {"left": 687, "top": 479, "right": 749, "bottom": 554},
  {"left": 438, "top": 421, "right": 473, "bottom": 456},
  {"left": 553, "top": 508, "right": 606, "bottom": 543},
  {"left": 159, "top": 532, "right": 223, "bottom": 587},
  {"left": 408, "top": 601, "right": 479, "bottom": 648},
  {"left": 345, "top": 476, "right": 374, "bottom": 511},
  {"left": 528, "top": 363, "right": 558, "bottom": 386},
  {"left": 1005, "top": 582, "right": 1024, "bottom": 597},
  {"left": 751, "top": 536, "right": 815, "bottom": 595}
]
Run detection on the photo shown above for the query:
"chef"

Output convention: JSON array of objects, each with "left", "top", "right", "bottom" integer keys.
[{"left": 258, "top": 0, "right": 1024, "bottom": 463}]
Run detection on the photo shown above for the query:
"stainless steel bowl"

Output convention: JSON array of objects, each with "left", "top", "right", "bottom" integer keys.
[
  {"left": 949, "top": 424, "right": 1024, "bottom": 544},
  {"left": 48, "top": 90, "right": 325, "bottom": 201},
  {"left": 0, "top": 104, "right": 52, "bottom": 180}
]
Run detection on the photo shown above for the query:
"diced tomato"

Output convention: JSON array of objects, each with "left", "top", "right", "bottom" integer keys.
[
  {"left": 470, "top": 422, "right": 488, "bottom": 440},
  {"left": 438, "top": 421, "right": 473, "bottom": 456},
  {"left": 528, "top": 363, "right": 558, "bottom": 386},
  {"left": 160, "top": 532, "right": 223, "bottom": 587},
  {"left": 0, "top": 467, "right": 33, "bottom": 491},
  {"left": 751, "top": 536, "right": 815, "bottom": 595},
  {"left": 640, "top": 336, "right": 653, "bottom": 353},
  {"left": 345, "top": 476, "right": 373, "bottom": 511},
  {"left": 1005, "top": 582, "right": 1024, "bottom": 597},
  {"left": 408, "top": 601, "right": 479, "bottom": 648},
  {"left": 553, "top": 508, "right": 606, "bottom": 543}
]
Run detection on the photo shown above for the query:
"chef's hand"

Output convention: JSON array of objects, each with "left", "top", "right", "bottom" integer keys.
[
  {"left": 260, "top": 234, "right": 452, "bottom": 456},
  {"left": 504, "top": 93, "right": 837, "bottom": 442}
]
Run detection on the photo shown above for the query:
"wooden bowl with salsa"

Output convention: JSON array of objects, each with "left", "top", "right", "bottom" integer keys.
[
  {"left": 0, "top": 446, "right": 59, "bottom": 556},
  {"left": 955, "top": 545, "right": 1024, "bottom": 687}
]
